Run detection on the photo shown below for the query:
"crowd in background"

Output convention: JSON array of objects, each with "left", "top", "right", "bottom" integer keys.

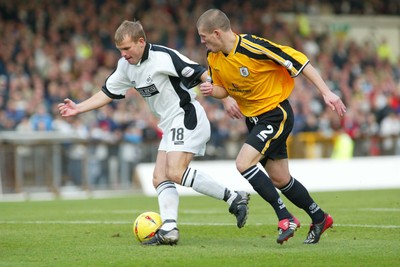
[{"left": 1, "top": 0, "right": 400, "bottom": 159}]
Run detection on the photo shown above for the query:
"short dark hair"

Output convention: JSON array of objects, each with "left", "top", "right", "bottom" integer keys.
[{"left": 196, "top": 9, "right": 231, "bottom": 33}]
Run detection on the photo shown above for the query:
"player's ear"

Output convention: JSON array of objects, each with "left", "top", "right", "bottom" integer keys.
[
  {"left": 214, "top": 29, "right": 222, "bottom": 38},
  {"left": 138, "top": 37, "right": 146, "bottom": 47}
]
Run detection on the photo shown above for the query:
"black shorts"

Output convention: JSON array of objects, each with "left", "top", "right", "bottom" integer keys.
[{"left": 245, "top": 99, "right": 294, "bottom": 165}]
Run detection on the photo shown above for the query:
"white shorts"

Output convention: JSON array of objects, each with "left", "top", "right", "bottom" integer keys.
[{"left": 159, "top": 102, "right": 210, "bottom": 156}]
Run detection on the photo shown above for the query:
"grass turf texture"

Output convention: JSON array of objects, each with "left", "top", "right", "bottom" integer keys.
[{"left": 1, "top": 189, "right": 399, "bottom": 267}]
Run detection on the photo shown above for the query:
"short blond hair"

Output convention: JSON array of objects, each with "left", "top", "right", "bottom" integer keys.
[
  {"left": 196, "top": 9, "right": 231, "bottom": 33},
  {"left": 115, "top": 20, "right": 147, "bottom": 45}
]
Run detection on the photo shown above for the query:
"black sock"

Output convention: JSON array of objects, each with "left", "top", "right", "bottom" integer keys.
[
  {"left": 241, "top": 165, "right": 290, "bottom": 221},
  {"left": 280, "top": 177, "right": 325, "bottom": 223}
]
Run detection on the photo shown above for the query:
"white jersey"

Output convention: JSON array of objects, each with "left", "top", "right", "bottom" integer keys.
[{"left": 102, "top": 43, "right": 207, "bottom": 132}]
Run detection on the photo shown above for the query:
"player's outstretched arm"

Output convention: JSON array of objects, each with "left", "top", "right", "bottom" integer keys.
[
  {"left": 58, "top": 91, "right": 113, "bottom": 117},
  {"left": 302, "top": 63, "right": 346, "bottom": 117}
]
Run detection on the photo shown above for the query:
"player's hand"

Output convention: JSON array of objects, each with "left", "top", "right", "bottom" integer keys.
[
  {"left": 199, "top": 79, "right": 213, "bottom": 96},
  {"left": 323, "top": 92, "right": 346, "bottom": 117},
  {"left": 58, "top": 98, "right": 79, "bottom": 117},
  {"left": 221, "top": 97, "right": 243, "bottom": 119}
]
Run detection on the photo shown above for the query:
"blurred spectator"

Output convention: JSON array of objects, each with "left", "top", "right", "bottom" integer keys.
[
  {"left": 0, "top": 0, "right": 399, "bottom": 160},
  {"left": 15, "top": 114, "right": 33, "bottom": 132},
  {"left": 331, "top": 130, "right": 354, "bottom": 160},
  {"left": 379, "top": 110, "right": 400, "bottom": 155},
  {"left": 30, "top": 104, "right": 53, "bottom": 131},
  {"left": 303, "top": 113, "right": 319, "bottom": 132},
  {"left": 4, "top": 100, "right": 25, "bottom": 129}
]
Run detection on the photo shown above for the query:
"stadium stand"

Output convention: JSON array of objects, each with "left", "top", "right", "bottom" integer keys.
[{"left": 0, "top": 0, "right": 399, "bottom": 193}]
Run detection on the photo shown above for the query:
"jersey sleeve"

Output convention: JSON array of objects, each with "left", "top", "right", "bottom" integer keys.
[
  {"left": 102, "top": 59, "right": 133, "bottom": 99},
  {"left": 154, "top": 45, "right": 206, "bottom": 89},
  {"left": 273, "top": 43, "right": 309, "bottom": 77},
  {"left": 242, "top": 34, "right": 309, "bottom": 77}
]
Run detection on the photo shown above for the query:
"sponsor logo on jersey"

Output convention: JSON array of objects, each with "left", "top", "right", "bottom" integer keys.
[
  {"left": 136, "top": 84, "right": 160, "bottom": 97},
  {"left": 146, "top": 75, "right": 153, "bottom": 84},
  {"left": 229, "top": 82, "right": 250, "bottom": 93},
  {"left": 181, "top": 67, "right": 195, "bottom": 77},
  {"left": 229, "top": 88, "right": 251, "bottom": 93},
  {"left": 239, "top": 66, "right": 249, "bottom": 77}
]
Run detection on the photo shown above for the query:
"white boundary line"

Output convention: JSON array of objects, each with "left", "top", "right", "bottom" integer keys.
[
  {"left": 69, "top": 208, "right": 400, "bottom": 214},
  {"left": 0, "top": 220, "right": 399, "bottom": 228}
]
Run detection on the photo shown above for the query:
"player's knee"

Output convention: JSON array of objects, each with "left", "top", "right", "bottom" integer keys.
[
  {"left": 165, "top": 168, "right": 183, "bottom": 184},
  {"left": 151, "top": 176, "right": 160, "bottom": 188},
  {"left": 152, "top": 173, "right": 168, "bottom": 188},
  {"left": 268, "top": 172, "right": 291, "bottom": 188},
  {"left": 235, "top": 158, "right": 251, "bottom": 173}
]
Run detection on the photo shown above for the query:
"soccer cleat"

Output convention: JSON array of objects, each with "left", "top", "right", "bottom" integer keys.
[
  {"left": 303, "top": 213, "right": 333, "bottom": 244},
  {"left": 276, "top": 215, "right": 300, "bottom": 244},
  {"left": 141, "top": 227, "right": 180, "bottom": 246},
  {"left": 229, "top": 191, "right": 250, "bottom": 228}
]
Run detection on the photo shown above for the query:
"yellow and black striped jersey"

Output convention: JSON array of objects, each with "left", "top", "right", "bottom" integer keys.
[{"left": 207, "top": 33, "right": 309, "bottom": 117}]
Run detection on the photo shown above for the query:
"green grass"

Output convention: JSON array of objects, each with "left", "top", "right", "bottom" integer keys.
[{"left": 1, "top": 189, "right": 400, "bottom": 267}]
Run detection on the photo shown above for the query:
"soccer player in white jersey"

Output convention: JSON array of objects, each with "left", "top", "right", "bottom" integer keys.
[{"left": 58, "top": 20, "right": 249, "bottom": 246}]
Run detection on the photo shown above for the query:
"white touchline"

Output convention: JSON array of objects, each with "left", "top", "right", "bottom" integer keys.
[{"left": 0, "top": 221, "right": 399, "bottom": 228}]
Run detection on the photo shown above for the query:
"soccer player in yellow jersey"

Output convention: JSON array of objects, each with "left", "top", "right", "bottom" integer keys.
[{"left": 197, "top": 9, "right": 346, "bottom": 244}]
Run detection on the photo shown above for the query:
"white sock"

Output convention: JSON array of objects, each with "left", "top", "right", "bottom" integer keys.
[
  {"left": 156, "top": 181, "right": 178, "bottom": 231},
  {"left": 181, "top": 167, "right": 230, "bottom": 201},
  {"left": 226, "top": 191, "right": 238, "bottom": 206}
]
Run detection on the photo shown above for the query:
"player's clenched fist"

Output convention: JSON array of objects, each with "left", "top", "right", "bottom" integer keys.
[{"left": 199, "top": 80, "right": 213, "bottom": 96}]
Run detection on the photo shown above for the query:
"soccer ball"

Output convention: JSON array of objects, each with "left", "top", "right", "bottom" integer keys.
[{"left": 133, "top": 211, "right": 162, "bottom": 242}]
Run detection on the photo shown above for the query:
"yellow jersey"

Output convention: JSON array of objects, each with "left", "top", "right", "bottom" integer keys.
[{"left": 207, "top": 33, "right": 309, "bottom": 117}]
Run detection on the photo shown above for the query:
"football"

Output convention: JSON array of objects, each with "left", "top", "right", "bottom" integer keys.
[{"left": 133, "top": 211, "right": 162, "bottom": 242}]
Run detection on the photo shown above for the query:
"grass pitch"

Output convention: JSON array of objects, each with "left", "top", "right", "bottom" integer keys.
[{"left": 1, "top": 189, "right": 399, "bottom": 267}]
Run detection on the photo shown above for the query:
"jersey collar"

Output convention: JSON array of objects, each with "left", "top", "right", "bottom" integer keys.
[
  {"left": 138, "top": 43, "right": 150, "bottom": 65},
  {"left": 230, "top": 33, "right": 241, "bottom": 56}
]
